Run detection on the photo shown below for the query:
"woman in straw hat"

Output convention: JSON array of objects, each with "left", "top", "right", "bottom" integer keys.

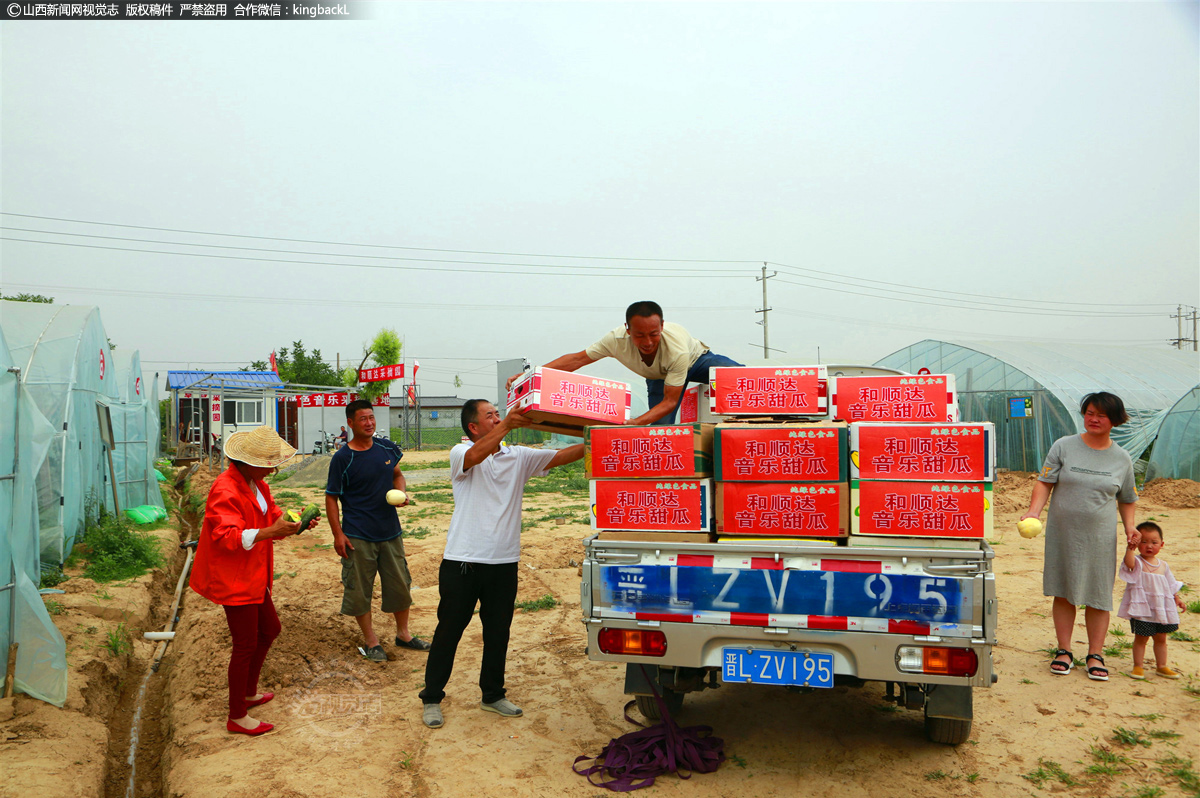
[{"left": 190, "top": 425, "right": 317, "bottom": 736}]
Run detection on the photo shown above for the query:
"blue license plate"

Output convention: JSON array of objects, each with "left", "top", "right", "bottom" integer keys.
[{"left": 722, "top": 648, "right": 834, "bottom": 688}]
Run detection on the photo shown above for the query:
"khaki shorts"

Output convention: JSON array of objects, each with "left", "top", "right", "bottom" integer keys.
[{"left": 339, "top": 536, "right": 413, "bottom": 617}]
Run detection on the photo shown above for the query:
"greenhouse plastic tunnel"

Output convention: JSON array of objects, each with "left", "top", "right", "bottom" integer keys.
[{"left": 1146, "top": 385, "right": 1200, "bottom": 482}]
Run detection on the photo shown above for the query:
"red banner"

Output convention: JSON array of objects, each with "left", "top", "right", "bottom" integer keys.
[
  {"left": 709, "top": 366, "right": 826, "bottom": 416},
  {"left": 716, "top": 482, "right": 846, "bottom": 537},
  {"left": 291, "top": 392, "right": 388, "bottom": 408},
  {"left": 359, "top": 363, "right": 404, "bottom": 383}
]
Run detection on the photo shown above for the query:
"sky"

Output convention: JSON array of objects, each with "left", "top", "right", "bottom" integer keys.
[{"left": 2, "top": 1, "right": 1197, "bottom": 402}]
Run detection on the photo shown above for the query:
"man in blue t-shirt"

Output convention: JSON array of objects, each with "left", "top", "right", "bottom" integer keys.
[{"left": 325, "top": 399, "right": 430, "bottom": 662}]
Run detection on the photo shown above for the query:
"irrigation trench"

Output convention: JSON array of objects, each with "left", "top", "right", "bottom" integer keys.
[{"left": 101, "top": 491, "right": 198, "bottom": 798}]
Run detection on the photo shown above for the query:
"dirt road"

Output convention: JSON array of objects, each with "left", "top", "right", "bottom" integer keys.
[{"left": 2, "top": 463, "right": 1197, "bottom": 798}]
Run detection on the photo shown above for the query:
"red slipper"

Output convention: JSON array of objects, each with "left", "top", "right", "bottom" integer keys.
[
  {"left": 227, "top": 719, "right": 274, "bottom": 736},
  {"left": 245, "top": 692, "right": 274, "bottom": 708}
]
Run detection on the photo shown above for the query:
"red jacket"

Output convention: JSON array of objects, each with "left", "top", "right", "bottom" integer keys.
[{"left": 189, "top": 466, "right": 283, "bottom": 606}]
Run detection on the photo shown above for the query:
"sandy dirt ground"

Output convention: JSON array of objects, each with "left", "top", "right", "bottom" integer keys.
[{"left": 3, "top": 458, "right": 1198, "bottom": 798}]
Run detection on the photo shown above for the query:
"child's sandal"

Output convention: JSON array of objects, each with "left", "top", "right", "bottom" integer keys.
[
  {"left": 1050, "top": 649, "right": 1074, "bottom": 675},
  {"left": 1086, "top": 653, "right": 1109, "bottom": 681}
]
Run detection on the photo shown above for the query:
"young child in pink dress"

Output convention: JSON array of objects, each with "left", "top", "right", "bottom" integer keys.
[{"left": 1117, "top": 521, "right": 1186, "bottom": 679}]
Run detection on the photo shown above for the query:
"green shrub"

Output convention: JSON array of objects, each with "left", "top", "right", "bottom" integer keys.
[
  {"left": 39, "top": 568, "right": 68, "bottom": 589},
  {"left": 79, "top": 514, "right": 164, "bottom": 583}
]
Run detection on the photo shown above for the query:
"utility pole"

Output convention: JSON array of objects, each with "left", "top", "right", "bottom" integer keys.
[
  {"left": 1193, "top": 307, "right": 1198, "bottom": 351},
  {"left": 755, "top": 263, "right": 777, "bottom": 359}
]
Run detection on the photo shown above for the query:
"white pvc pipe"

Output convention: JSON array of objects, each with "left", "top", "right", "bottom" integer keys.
[{"left": 143, "top": 631, "right": 175, "bottom": 641}]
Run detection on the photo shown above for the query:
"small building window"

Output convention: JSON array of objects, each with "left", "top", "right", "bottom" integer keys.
[{"left": 223, "top": 399, "right": 263, "bottom": 425}]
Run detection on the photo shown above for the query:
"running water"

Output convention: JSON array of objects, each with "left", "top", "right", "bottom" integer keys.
[{"left": 124, "top": 666, "right": 153, "bottom": 798}]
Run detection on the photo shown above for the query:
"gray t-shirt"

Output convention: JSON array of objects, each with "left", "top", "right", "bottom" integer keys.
[{"left": 1039, "top": 434, "right": 1137, "bottom": 609}]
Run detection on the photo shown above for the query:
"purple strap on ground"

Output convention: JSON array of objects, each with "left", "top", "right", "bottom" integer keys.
[{"left": 572, "top": 671, "right": 725, "bottom": 791}]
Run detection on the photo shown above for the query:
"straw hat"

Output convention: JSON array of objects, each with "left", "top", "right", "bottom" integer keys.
[{"left": 224, "top": 426, "right": 297, "bottom": 468}]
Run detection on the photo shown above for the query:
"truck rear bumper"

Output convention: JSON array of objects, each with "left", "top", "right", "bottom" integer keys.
[{"left": 585, "top": 617, "right": 994, "bottom": 689}]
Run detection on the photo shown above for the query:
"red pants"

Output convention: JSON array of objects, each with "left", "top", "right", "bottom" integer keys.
[{"left": 223, "top": 593, "right": 281, "bottom": 720}]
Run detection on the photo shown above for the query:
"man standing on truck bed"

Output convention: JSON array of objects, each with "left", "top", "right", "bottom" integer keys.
[
  {"left": 419, "top": 399, "right": 584, "bottom": 729},
  {"left": 506, "top": 300, "right": 742, "bottom": 425}
]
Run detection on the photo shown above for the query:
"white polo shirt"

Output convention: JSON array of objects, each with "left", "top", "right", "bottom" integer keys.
[{"left": 443, "top": 442, "right": 558, "bottom": 564}]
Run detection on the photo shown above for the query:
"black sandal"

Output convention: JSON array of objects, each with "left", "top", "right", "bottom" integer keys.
[
  {"left": 1086, "top": 653, "right": 1109, "bottom": 681},
  {"left": 1050, "top": 648, "right": 1074, "bottom": 675}
]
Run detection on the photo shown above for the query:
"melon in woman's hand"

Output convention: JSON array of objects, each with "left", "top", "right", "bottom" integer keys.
[
  {"left": 1017, "top": 518, "right": 1043, "bottom": 539},
  {"left": 386, "top": 489, "right": 407, "bottom": 506}
]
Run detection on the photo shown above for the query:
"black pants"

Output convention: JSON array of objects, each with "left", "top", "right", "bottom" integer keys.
[{"left": 419, "top": 559, "right": 518, "bottom": 705}]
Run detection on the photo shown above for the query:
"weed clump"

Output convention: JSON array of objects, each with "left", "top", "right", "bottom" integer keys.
[{"left": 77, "top": 513, "right": 164, "bottom": 583}]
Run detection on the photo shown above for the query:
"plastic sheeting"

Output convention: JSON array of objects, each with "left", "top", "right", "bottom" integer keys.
[
  {"left": 1, "top": 301, "right": 121, "bottom": 563},
  {"left": 111, "top": 349, "right": 164, "bottom": 510},
  {"left": 1147, "top": 386, "right": 1200, "bottom": 482},
  {"left": 0, "top": 324, "right": 67, "bottom": 707},
  {"left": 875, "top": 340, "right": 1199, "bottom": 472}
]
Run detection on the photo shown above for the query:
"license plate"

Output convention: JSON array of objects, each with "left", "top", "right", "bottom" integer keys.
[{"left": 722, "top": 648, "right": 834, "bottom": 688}]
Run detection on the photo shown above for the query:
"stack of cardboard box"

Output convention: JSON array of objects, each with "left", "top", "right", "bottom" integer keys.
[
  {"left": 586, "top": 423, "right": 716, "bottom": 542},
  {"left": 701, "top": 365, "right": 849, "bottom": 544},
  {"left": 836, "top": 374, "right": 996, "bottom": 548}
]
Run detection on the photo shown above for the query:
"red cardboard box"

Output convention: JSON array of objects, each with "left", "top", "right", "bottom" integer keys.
[
  {"left": 850, "top": 422, "right": 994, "bottom": 481},
  {"left": 679, "top": 383, "right": 724, "bottom": 423},
  {"left": 714, "top": 422, "right": 847, "bottom": 482},
  {"left": 506, "top": 367, "right": 631, "bottom": 434},
  {"left": 708, "top": 366, "right": 828, "bottom": 417},
  {"left": 831, "top": 374, "right": 958, "bottom": 423},
  {"left": 715, "top": 482, "right": 848, "bottom": 538},
  {"left": 585, "top": 423, "right": 714, "bottom": 479},
  {"left": 590, "top": 479, "right": 713, "bottom": 532},
  {"left": 850, "top": 480, "right": 993, "bottom": 539}
]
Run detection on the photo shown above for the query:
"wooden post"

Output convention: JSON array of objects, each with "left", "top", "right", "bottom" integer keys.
[{"left": 3, "top": 642, "right": 17, "bottom": 698}]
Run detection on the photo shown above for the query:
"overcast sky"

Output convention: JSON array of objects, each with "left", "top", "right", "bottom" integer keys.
[{"left": 2, "top": 1, "right": 1197, "bottom": 401}]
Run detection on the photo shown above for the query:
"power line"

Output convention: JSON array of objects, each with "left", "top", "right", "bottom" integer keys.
[
  {"left": 0, "top": 212, "right": 758, "bottom": 264},
  {"left": 0, "top": 236, "right": 748, "bottom": 279},
  {"left": 772, "top": 277, "right": 1159, "bottom": 318},
  {"left": 0, "top": 225, "right": 751, "bottom": 276},
  {"left": 1, "top": 282, "right": 749, "bottom": 313},
  {"left": 768, "top": 261, "right": 1173, "bottom": 308}
]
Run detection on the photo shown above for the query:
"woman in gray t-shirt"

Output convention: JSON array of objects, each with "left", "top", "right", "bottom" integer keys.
[{"left": 1023, "top": 392, "right": 1140, "bottom": 682}]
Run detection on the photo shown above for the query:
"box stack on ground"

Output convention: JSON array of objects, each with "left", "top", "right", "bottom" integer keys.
[
  {"left": 587, "top": 423, "right": 716, "bottom": 541},
  {"left": 838, "top": 374, "right": 996, "bottom": 548}
]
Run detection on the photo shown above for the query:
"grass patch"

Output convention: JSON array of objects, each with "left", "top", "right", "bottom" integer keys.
[
  {"left": 1186, "top": 600, "right": 1200, "bottom": 614},
  {"left": 515, "top": 594, "right": 559, "bottom": 613},
  {"left": 1169, "top": 630, "right": 1196, "bottom": 642},
  {"left": 403, "top": 459, "right": 451, "bottom": 471},
  {"left": 1020, "top": 678, "right": 1037, "bottom": 685},
  {"left": 1105, "top": 639, "right": 1133, "bottom": 658},
  {"left": 411, "top": 490, "right": 455, "bottom": 504},
  {"left": 1157, "top": 755, "right": 1199, "bottom": 794},
  {"left": 76, "top": 513, "right": 164, "bottom": 583},
  {"left": 1145, "top": 729, "right": 1181, "bottom": 741},
  {"left": 1122, "top": 787, "right": 1164, "bottom": 798},
  {"left": 924, "top": 770, "right": 947, "bottom": 781},
  {"left": 405, "top": 526, "right": 434, "bottom": 540},
  {"left": 43, "top": 599, "right": 65, "bottom": 615},
  {"left": 1132, "top": 713, "right": 1163, "bottom": 721},
  {"left": 1086, "top": 745, "right": 1132, "bottom": 776},
  {"left": 524, "top": 459, "right": 587, "bottom": 496},
  {"left": 1111, "top": 627, "right": 1127, "bottom": 637},
  {"left": 1113, "top": 727, "right": 1152, "bottom": 747},
  {"left": 103, "top": 623, "right": 131, "bottom": 656},
  {"left": 1022, "top": 759, "right": 1077, "bottom": 788},
  {"left": 39, "top": 568, "right": 68, "bottom": 589}
]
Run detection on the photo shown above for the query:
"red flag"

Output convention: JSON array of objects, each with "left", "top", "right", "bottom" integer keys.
[
  {"left": 407, "top": 384, "right": 416, "bottom": 404},
  {"left": 413, "top": 360, "right": 420, "bottom": 379},
  {"left": 269, "top": 350, "right": 277, "bottom": 374}
]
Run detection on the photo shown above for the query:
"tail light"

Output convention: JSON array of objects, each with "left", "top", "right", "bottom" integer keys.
[
  {"left": 897, "top": 646, "right": 978, "bottom": 677},
  {"left": 598, "top": 628, "right": 667, "bottom": 657}
]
